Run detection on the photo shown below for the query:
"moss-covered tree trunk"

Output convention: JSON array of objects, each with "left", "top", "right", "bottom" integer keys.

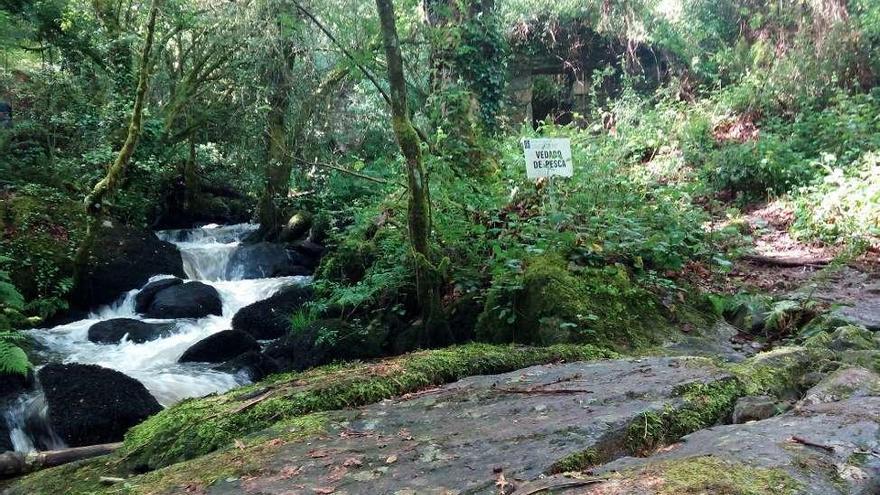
[
  {"left": 257, "top": 64, "right": 349, "bottom": 241},
  {"left": 376, "top": 0, "right": 450, "bottom": 346},
  {"left": 74, "top": 0, "right": 161, "bottom": 282},
  {"left": 256, "top": 43, "right": 296, "bottom": 241}
]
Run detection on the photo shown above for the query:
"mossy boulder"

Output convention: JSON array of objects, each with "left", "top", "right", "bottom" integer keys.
[
  {"left": 804, "top": 324, "right": 877, "bottom": 352},
  {"left": 73, "top": 223, "right": 185, "bottom": 309},
  {"left": 797, "top": 313, "right": 852, "bottom": 340},
  {"left": 476, "top": 254, "right": 667, "bottom": 349},
  {"left": 279, "top": 211, "right": 313, "bottom": 242},
  {"left": 731, "top": 346, "right": 835, "bottom": 399}
]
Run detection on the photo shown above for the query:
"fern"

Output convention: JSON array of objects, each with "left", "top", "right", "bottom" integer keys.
[
  {"left": 764, "top": 300, "right": 802, "bottom": 335},
  {"left": 0, "top": 332, "right": 30, "bottom": 376}
]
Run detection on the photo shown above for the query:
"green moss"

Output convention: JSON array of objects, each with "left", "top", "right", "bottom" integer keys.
[
  {"left": 625, "top": 376, "right": 744, "bottom": 454},
  {"left": 549, "top": 448, "right": 599, "bottom": 474},
  {"left": 6, "top": 414, "right": 329, "bottom": 495},
  {"left": 731, "top": 346, "right": 834, "bottom": 397},
  {"left": 120, "top": 343, "right": 618, "bottom": 472},
  {"left": 476, "top": 254, "right": 670, "bottom": 349},
  {"left": 655, "top": 456, "right": 800, "bottom": 494}
]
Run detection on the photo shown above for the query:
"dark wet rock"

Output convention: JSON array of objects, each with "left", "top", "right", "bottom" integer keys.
[
  {"left": 264, "top": 319, "right": 384, "bottom": 372},
  {"left": 562, "top": 367, "right": 880, "bottom": 495},
  {"left": 40, "top": 308, "right": 90, "bottom": 328},
  {"left": 38, "top": 363, "right": 161, "bottom": 447},
  {"left": 291, "top": 240, "right": 325, "bottom": 268},
  {"left": 231, "top": 285, "right": 313, "bottom": 340},
  {"left": 0, "top": 419, "right": 11, "bottom": 452},
  {"left": 72, "top": 224, "right": 185, "bottom": 309},
  {"left": 0, "top": 370, "right": 34, "bottom": 400},
  {"left": 226, "top": 243, "right": 312, "bottom": 279},
  {"left": 198, "top": 357, "right": 736, "bottom": 495},
  {"left": 217, "top": 351, "right": 279, "bottom": 381},
  {"left": 135, "top": 278, "right": 184, "bottom": 314},
  {"left": 731, "top": 395, "right": 779, "bottom": 423},
  {"left": 179, "top": 330, "right": 260, "bottom": 363},
  {"left": 155, "top": 185, "right": 252, "bottom": 230},
  {"left": 144, "top": 281, "right": 222, "bottom": 319},
  {"left": 87, "top": 318, "right": 168, "bottom": 344}
]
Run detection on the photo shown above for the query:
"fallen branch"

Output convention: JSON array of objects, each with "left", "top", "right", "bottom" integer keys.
[
  {"left": 790, "top": 436, "right": 835, "bottom": 452},
  {"left": 741, "top": 254, "right": 831, "bottom": 268},
  {"left": 0, "top": 443, "right": 122, "bottom": 478}
]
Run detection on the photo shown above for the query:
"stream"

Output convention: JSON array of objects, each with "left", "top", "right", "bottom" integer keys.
[{"left": 3, "top": 223, "right": 309, "bottom": 453}]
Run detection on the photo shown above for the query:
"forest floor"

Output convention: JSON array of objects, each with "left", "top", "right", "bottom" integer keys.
[{"left": 729, "top": 201, "right": 880, "bottom": 330}]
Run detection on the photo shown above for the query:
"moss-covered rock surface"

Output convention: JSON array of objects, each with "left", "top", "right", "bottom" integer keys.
[
  {"left": 120, "top": 343, "right": 618, "bottom": 471},
  {"left": 7, "top": 345, "right": 843, "bottom": 495}
]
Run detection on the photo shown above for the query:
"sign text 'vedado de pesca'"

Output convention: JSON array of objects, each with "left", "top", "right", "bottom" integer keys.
[{"left": 521, "top": 138, "right": 573, "bottom": 179}]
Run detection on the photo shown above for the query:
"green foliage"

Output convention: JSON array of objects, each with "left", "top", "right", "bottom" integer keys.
[
  {"left": 792, "top": 150, "right": 880, "bottom": 245},
  {"left": 0, "top": 256, "right": 32, "bottom": 376}
]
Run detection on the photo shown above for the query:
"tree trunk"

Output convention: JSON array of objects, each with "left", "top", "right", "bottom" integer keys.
[
  {"left": 376, "top": 0, "right": 450, "bottom": 346},
  {"left": 256, "top": 41, "right": 296, "bottom": 241},
  {"left": 257, "top": 65, "right": 349, "bottom": 241},
  {"left": 73, "top": 0, "right": 161, "bottom": 281},
  {"left": 184, "top": 133, "right": 199, "bottom": 212}
]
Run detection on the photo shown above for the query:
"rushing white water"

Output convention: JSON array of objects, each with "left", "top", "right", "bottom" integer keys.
[{"left": 5, "top": 223, "right": 310, "bottom": 452}]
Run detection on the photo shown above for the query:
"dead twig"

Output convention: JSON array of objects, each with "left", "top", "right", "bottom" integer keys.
[{"left": 791, "top": 436, "right": 835, "bottom": 452}]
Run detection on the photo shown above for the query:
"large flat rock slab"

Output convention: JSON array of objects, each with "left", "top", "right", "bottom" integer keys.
[
  {"left": 198, "top": 357, "right": 732, "bottom": 495},
  {"left": 546, "top": 367, "right": 880, "bottom": 495}
]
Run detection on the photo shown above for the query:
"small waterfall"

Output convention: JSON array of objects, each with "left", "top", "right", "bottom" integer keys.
[
  {"left": 156, "top": 223, "right": 259, "bottom": 281},
  {"left": 6, "top": 223, "right": 310, "bottom": 453},
  {"left": 4, "top": 390, "right": 65, "bottom": 452}
]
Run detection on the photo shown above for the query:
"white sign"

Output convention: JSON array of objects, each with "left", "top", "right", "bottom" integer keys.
[{"left": 521, "top": 138, "right": 573, "bottom": 179}]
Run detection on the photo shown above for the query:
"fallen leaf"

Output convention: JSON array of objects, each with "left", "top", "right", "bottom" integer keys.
[
  {"left": 313, "top": 487, "right": 335, "bottom": 494},
  {"left": 234, "top": 439, "right": 246, "bottom": 451},
  {"left": 308, "top": 449, "right": 330, "bottom": 458},
  {"left": 342, "top": 457, "right": 363, "bottom": 467},
  {"left": 385, "top": 455, "right": 398, "bottom": 464}
]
